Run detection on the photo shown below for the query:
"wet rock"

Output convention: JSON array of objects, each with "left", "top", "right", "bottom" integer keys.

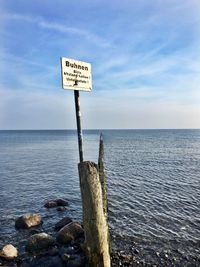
[
  {"left": 0, "top": 244, "right": 18, "bottom": 260},
  {"left": 0, "top": 262, "right": 17, "bottom": 267},
  {"left": 44, "top": 199, "right": 68, "bottom": 208},
  {"left": 21, "top": 255, "right": 63, "bottom": 267},
  {"left": 183, "top": 254, "right": 190, "bottom": 261},
  {"left": 47, "top": 247, "right": 59, "bottom": 256},
  {"left": 111, "top": 251, "right": 138, "bottom": 267},
  {"left": 15, "top": 213, "right": 42, "bottom": 229},
  {"left": 59, "top": 246, "right": 78, "bottom": 255},
  {"left": 26, "top": 233, "right": 55, "bottom": 255},
  {"left": 56, "top": 207, "right": 66, "bottom": 211},
  {"left": 61, "top": 253, "right": 71, "bottom": 262},
  {"left": 139, "top": 259, "right": 145, "bottom": 265},
  {"left": 65, "top": 254, "right": 86, "bottom": 267},
  {"left": 56, "top": 199, "right": 68, "bottom": 206},
  {"left": 71, "top": 236, "right": 85, "bottom": 247},
  {"left": 55, "top": 217, "right": 72, "bottom": 231},
  {"left": 57, "top": 222, "right": 84, "bottom": 244},
  {"left": 44, "top": 201, "right": 57, "bottom": 208},
  {"left": 133, "top": 248, "right": 139, "bottom": 254},
  {"left": 29, "top": 229, "right": 40, "bottom": 235}
]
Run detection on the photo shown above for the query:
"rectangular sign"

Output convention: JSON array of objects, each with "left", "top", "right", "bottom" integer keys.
[{"left": 61, "top": 57, "right": 92, "bottom": 91}]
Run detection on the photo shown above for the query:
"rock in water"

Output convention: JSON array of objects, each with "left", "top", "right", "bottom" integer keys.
[
  {"left": 0, "top": 244, "right": 18, "bottom": 260},
  {"left": 44, "top": 201, "right": 57, "bottom": 208},
  {"left": 26, "top": 233, "right": 55, "bottom": 254},
  {"left": 56, "top": 207, "right": 66, "bottom": 211},
  {"left": 56, "top": 199, "right": 68, "bottom": 206},
  {"left": 44, "top": 199, "right": 68, "bottom": 208},
  {"left": 55, "top": 217, "right": 72, "bottom": 231},
  {"left": 15, "top": 213, "right": 42, "bottom": 229},
  {"left": 57, "top": 222, "right": 84, "bottom": 244}
]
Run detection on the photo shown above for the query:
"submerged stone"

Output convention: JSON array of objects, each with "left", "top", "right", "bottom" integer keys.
[
  {"left": 15, "top": 213, "right": 42, "bottom": 229},
  {"left": 44, "top": 199, "right": 68, "bottom": 208}
]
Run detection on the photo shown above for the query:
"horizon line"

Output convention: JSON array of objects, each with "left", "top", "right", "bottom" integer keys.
[{"left": 0, "top": 128, "right": 200, "bottom": 131}]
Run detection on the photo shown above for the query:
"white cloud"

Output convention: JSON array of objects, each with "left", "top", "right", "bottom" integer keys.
[{"left": 1, "top": 12, "right": 111, "bottom": 48}]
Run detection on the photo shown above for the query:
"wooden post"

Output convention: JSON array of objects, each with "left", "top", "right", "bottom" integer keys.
[
  {"left": 98, "top": 133, "right": 108, "bottom": 219},
  {"left": 78, "top": 161, "right": 111, "bottom": 267},
  {"left": 98, "top": 134, "right": 112, "bottom": 252},
  {"left": 74, "top": 90, "right": 84, "bottom": 162}
]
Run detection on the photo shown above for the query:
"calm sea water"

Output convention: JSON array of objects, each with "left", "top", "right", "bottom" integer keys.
[{"left": 0, "top": 129, "right": 200, "bottom": 259}]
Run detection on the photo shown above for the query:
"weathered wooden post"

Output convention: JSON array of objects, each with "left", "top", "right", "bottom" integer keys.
[
  {"left": 98, "top": 133, "right": 108, "bottom": 219},
  {"left": 78, "top": 161, "right": 111, "bottom": 267},
  {"left": 98, "top": 134, "right": 112, "bottom": 253}
]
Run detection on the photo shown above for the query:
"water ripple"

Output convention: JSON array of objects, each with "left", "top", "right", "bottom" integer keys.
[{"left": 0, "top": 129, "right": 200, "bottom": 257}]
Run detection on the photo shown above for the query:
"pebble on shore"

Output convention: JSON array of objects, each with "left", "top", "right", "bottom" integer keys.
[
  {"left": 0, "top": 244, "right": 18, "bottom": 260},
  {"left": 2, "top": 199, "right": 198, "bottom": 267}
]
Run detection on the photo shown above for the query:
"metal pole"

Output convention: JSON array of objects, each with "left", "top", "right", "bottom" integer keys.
[{"left": 74, "top": 90, "right": 84, "bottom": 162}]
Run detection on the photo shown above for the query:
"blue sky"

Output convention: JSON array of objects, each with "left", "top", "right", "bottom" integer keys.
[{"left": 0, "top": 0, "right": 200, "bottom": 129}]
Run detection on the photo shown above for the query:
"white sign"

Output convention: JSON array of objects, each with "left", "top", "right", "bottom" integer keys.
[{"left": 61, "top": 57, "right": 92, "bottom": 91}]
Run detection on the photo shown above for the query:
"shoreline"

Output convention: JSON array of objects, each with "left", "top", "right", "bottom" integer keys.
[{"left": 1, "top": 200, "right": 200, "bottom": 267}]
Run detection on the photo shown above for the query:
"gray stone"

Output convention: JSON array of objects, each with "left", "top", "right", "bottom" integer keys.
[
  {"left": 61, "top": 253, "right": 71, "bottom": 262},
  {"left": 56, "top": 199, "right": 68, "bottom": 206},
  {"left": 15, "top": 213, "right": 42, "bottom": 229},
  {"left": 55, "top": 217, "right": 72, "bottom": 231},
  {"left": 44, "top": 201, "right": 57, "bottom": 208},
  {"left": 0, "top": 244, "right": 18, "bottom": 260},
  {"left": 44, "top": 199, "right": 68, "bottom": 208},
  {"left": 57, "top": 222, "right": 84, "bottom": 244},
  {"left": 26, "top": 233, "right": 55, "bottom": 255}
]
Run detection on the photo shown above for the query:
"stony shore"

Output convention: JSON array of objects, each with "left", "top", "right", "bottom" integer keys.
[
  {"left": 0, "top": 199, "right": 199, "bottom": 267},
  {"left": 110, "top": 235, "right": 200, "bottom": 267}
]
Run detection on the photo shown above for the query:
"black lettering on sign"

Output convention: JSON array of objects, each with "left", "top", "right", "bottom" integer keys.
[{"left": 65, "top": 61, "right": 89, "bottom": 71}]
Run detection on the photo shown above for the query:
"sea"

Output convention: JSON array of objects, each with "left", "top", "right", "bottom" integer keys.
[{"left": 0, "top": 129, "right": 200, "bottom": 264}]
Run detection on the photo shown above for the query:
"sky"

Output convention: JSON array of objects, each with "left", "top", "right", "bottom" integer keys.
[{"left": 0, "top": 0, "right": 200, "bottom": 129}]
